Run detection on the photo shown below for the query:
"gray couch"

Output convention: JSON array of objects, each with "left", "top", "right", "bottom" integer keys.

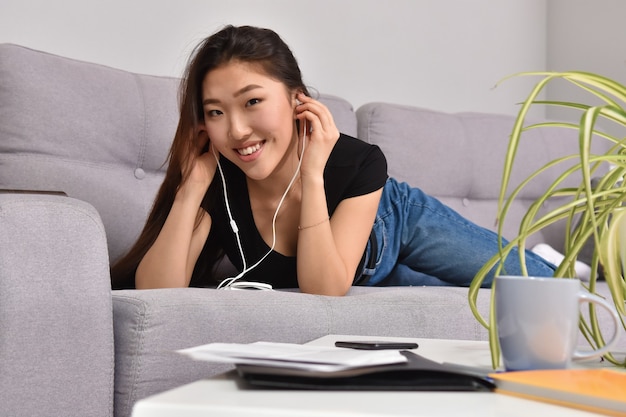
[{"left": 1, "top": 44, "right": 622, "bottom": 417}]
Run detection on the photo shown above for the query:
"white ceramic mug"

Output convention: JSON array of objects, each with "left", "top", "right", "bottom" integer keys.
[{"left": 495, "top": 275, "right": 620, "bottom": 371}]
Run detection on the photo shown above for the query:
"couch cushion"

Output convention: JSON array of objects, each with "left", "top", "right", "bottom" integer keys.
[
  {"left": 356, "top": 102, "right": 610, "bottom": 249},
  {"left": 0, "top": 44, "right": 357, "bottom": 264}
]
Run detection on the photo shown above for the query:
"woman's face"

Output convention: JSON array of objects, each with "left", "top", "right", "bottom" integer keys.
[{"left": 201, "top": 60, "right": 298, "bottom": 182}]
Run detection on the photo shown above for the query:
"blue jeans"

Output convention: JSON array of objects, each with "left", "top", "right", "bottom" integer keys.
[{"left": 360, "top": 178, "right": 555, "bottom": 287}]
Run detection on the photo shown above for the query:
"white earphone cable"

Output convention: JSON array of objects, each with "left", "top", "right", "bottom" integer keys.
[{"left": 213, "top": 146, "right": 247, "bottom": 272}]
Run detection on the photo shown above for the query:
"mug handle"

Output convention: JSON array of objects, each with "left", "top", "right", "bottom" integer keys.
[{"left": 573, "top": 292, "right": 621, "bottom": 360}]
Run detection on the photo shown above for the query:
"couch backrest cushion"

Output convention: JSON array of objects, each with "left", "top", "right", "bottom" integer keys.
[
  {"left": 0, "top": 44, "right": 179, "bottom": 263},
  {"left": 356, "top": 102, "right": 610, "bottom": 249},
  {"left": 0, "top": 44, "right": 357, "bottom": 263}
]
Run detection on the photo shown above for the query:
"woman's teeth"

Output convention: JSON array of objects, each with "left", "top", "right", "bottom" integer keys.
[{"left": 237, "top": 143, "right": 262, "bottom": 156}]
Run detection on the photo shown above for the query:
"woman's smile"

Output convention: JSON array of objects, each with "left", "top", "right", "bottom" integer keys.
[{"left": 235, "top": 140, "right": 265, "bottom": 160}]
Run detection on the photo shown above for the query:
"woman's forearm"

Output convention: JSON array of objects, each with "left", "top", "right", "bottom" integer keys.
[
  {"left": 296, "top": 177, "right": 353, "bottom": 296},
  {"left": 135, "top": 181, "right": 211, "bottom": 289}
]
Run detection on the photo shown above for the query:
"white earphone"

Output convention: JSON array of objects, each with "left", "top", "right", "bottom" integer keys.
[{"left": 214, "top": 118, "right": 307, "bottom": 290}]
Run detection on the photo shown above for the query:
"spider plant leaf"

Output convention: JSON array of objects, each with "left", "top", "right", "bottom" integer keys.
[{"left": 599, "top": 210, "right": 626, "bottom": 315}]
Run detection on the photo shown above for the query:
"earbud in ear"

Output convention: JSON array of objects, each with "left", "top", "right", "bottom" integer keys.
[{"left": 293, "top": 90, "right": 304, "bottom": 106}]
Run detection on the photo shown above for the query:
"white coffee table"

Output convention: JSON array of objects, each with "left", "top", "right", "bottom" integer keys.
[{"left": 131, "top": 335, "right": 605, "bottom": 417}]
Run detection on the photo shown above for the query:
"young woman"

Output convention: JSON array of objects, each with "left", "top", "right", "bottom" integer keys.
[{"left": 111, "top": 25, "right": 555, "bottom": 294}]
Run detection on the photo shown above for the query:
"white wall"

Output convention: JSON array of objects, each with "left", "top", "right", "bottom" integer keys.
[
  {"left": 546, "top": 0, "right": 626, "bottom": 123},
  {"left": 0, "top": 0, "right": 547, "bottom": 114}
]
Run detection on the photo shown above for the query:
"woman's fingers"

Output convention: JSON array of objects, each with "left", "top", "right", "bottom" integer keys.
[
  {"left": 295, "top": 93, "right": 339, "bottom": 141},
  {"left": 181, "top": 128, "right": 218, "bottom": 187}
]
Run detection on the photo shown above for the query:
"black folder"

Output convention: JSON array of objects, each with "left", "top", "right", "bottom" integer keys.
[{"left": 236, "top": 351, "right": 495, "bottom": 392}]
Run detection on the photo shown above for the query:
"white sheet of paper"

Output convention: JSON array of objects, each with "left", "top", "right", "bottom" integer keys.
[{"left": 178, "top": 341, "right": 408, "bottom": 372}]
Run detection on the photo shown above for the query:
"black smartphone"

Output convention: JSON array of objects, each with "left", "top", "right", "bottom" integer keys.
[{"left": 334, "top": 340, "right": 419, "bottom": 350}]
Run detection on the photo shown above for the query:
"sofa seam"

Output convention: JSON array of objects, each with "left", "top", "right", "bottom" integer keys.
[
  {"left": 131, "top": 74, "right": 148, "bottom": 172},
  {"left": 457, "top": 116, "right": 475, "bottom": 199},
  {"left": 316, "top": 295, "right": 334, "bottom": 334},
  {"left": 0, "top": 153, "right": 166, "bottom": 174},
  {"left": 107, "top": 310, "right": 115, "bottom": 417},
  {"left": 112, "top": 295, "right": 149, "bottom": 417},
  {"left": 359, "top": 104, "right": 377, "bottom": 144}
]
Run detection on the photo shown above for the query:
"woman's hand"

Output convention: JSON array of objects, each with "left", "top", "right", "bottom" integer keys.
[
  {"left": 294, "top": 93, "right": 340, "bottom": 180},
  {"left": 182, "top": 128, "right": 218, "bottom": 193}
]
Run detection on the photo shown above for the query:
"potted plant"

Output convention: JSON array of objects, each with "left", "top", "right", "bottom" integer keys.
[{"left": 468, "top": 71, "right": 626, "bottom": 368}]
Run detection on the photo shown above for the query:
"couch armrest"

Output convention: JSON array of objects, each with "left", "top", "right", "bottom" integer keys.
[{"left": 0, "top": 193, "right": 114, "bottom": 417}]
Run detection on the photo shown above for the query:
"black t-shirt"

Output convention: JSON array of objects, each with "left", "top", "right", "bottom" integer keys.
[{"left": 205, "top": 133, "right": 388, "bottom": 288}]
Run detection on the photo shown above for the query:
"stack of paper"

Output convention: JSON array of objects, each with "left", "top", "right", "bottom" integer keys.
[
  {"left": 179, "top": 341, "right": 494, "bottom": 391},
  {"left": 178, "top": 341, "right": 408, "bottom": 372}
]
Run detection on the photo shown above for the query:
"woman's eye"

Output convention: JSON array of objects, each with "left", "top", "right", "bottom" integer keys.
[
  {"left": 206, "top": 109, "right": 222, "bottom": 117},
  {"left": 246, "top": 98, "right": 261, "bottom": 107}
]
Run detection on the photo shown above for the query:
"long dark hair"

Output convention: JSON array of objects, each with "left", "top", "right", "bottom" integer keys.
[{"left": 111, "top": 25, "right": 310, "bottom": 289}]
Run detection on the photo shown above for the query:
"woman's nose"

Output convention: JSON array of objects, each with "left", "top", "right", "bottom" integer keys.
[{"left": 228, "top": 113, "right": 252, "bottom": 140}]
